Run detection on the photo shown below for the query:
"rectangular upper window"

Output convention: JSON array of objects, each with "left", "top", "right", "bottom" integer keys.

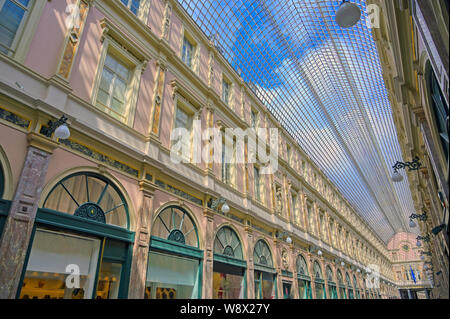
[
  {"left": 96, "top": 54, "right": 131, "bottom": 123},
  {"left": 222, "top": 78, "right": 231, "bottom": 105},
  {"left": 182, "top": 36, "right": 194, "bottom": 68},
  {"left": 251, "top": 109, "right": 258, "bottom": 128},
  {"left": 174, "top": 105, "right": 193, "bottom": 161},
  {"left": 254, "top": 166, "right": 261, "bottom": 202},
  {"left": 0, "top": 0, "right": 32, "bottom": 55},
  {"left": 120, "top": 0, "right": 140, "bottom": 15}
]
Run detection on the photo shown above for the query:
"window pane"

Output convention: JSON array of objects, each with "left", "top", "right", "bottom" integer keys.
[
  {"left": 95, "top": 262, "right": 122, "bottom": 299},
  {"left": 0, "top": 0, "right": 27, "bottom": 50},
  {"left": 20, "top": 229, "right": 100, "bottom": 299}
]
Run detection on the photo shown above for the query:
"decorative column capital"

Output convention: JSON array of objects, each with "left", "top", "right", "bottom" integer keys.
[{"left": 27, "top": 132, "right": 59, "bottom": 154}]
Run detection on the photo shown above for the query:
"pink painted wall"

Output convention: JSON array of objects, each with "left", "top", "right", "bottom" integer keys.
[
  {"left": 198, "top": 45, "right": 209, "bottom": 84},
  {"left": 0, "top": 125, "right": 28, "bottom": 197},
  {"left": 69, "top": 7, "right": 104, "bottom": 103},
  {"left": 168, "top": 13, "right": 182, "bottom": 55},
  {"left": 24, "top": 0, "right": 73, "bottom": 77},
  {"left": 159, "top": 72, "right": 175, "bottom": 149},
  {"left": 148, "top": 0, "right": 164, "bottom": 38},
  {"left": 133, "top": 62, "right": 157, "bottom": 135}
]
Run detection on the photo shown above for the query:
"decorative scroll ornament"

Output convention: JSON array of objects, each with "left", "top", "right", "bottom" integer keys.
[{"left": 74, "top": 202, "right": 106, "bottom": 223}]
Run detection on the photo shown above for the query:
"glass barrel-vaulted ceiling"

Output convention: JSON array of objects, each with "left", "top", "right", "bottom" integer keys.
[{"left": 177, "top": 0, "right": 418, "bottom": 243}]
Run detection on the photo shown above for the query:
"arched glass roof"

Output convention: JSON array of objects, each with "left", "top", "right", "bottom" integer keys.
[{"left": 177, "top": 0, "right": 417, "bottom": 243}]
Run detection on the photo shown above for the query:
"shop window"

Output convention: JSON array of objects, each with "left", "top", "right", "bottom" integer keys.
[
  {"left": 213, "top": 226, "right": 245, "bottom": 299},
  {"left": 313, "top": 261, "right": 326, "bottom": 299},
  {"left": 145, "top": 251, "right": 200, "bottom": 299},
  {"left": 254, "top": 270, "right": 275, "bottom": 299},
  {"left": 152, "top": 205, "right": 199, "bottom": 248},
  {"left": 146, "top": 205, "right": 201, "bottom": 299},
  {"left": 251, "top": 109, "right": 258, "bottom": 129},
  {"left": 0, "top": 0, "right": 32, "bottom": 55},
  {"left": 42, "top": 172, "right": 129, "bottom": 229},
  {"left": 19, "top": 229, "right": 101, "bottom": 299},
  {"left": 282, "top": 282, "right": 292, "bottom": 299},
  {"left": 298, "top": 278, "right": 312, "bottom": 299}
]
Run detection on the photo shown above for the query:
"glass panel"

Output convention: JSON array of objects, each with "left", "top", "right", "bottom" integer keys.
[
  {"left": 254, "top": 271, "right": 275, "bottom": 299},
  {"left": 315, "top": 283, "right": 325, "bottom": 299},
  {"left": 95, "top": 262, "right": 122, "bottom": 299},
  {"left": 43, "top": 173, "right": 128, "bottom": 228},
  {"left": 214, "top": 226, "right": 243, "bottom": 259},
  {"left": 20, "top": 229, "right": 100, "bottom": 299},
  {"left": 145, "top": 251, "right": 199, "bottom": 299},
  {"left": 213, "top": 262, "right": 245, "bottom": 299},
  {"left": 152, "top": 206, "right": 199, "bottom": 248},
  {"left": 0, "top": 0, "right": 28, "bottom": 52},
  {"left": 0, "top": 161, "right": 4, "bottom": 198},
  {"left": 283, "top": 282, "right": 292, "bottom": 299}
]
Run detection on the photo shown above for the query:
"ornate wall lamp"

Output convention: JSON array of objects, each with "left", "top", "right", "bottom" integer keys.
[
  {"left": 40, "top": 115, "right": 71, "bottom": 139},
  {"left": 409, "top": 211, "right": 428, "bottom": 228},
  {"left": 416, "top": 235, "right": 430, "bottom": 247},
  {"left": 391, "top": 157, "right": 422, "bottom": 183},
  {"left": 208, "top": 197, "right": 230, "bottom": 214},
  {"left": 276, "top": 231, "right": 292, "bottom": 244}
]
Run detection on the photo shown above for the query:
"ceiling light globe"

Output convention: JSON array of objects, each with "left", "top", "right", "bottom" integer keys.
[
  {"left": 391, "top": 170, "right": 404, "bottom": 183},
  {"left": 54, "top": 124, "right": 70, "bottom": 140},
  {"left": 409, "top": 219, "right": 417, "bottom": 228},
  {"left": 336, "top": 1, "right": 361, "bottom": 28},
  {"left": 420, "top": 255, "right": 425, "bottom": 261},
  {"left": 318, "top": 250, "right": 323, "bottom": 256},
  {"left": 416, "top": 240, "right": 422, "bottom": 247},
  {"left": 286, "top": 237, "right": 293, "bottom": 244}
]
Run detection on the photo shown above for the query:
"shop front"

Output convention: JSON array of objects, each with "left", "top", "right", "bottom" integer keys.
[
  {"left": 253, "top": 240, "right": 277, "bottom": 299},
  {"left": 353, "top": 275, "right": 360, "bottom": 299},
  {"left": 346, "top": 272, "right": 354, "bottom": 299},
  {"left": 296, "top": 254, "right": 312, "bottom": 299},
  {"left": 313, "top": 261, "right": 326, "bottom": 299},
  {"left": 212, "top": 226, "right": 246, "bottom": 299},
  {"left": 326, "top": 266, "right": 338, "bottom": 299},
  {"left": 145, "top": 205, "right": 202, "bottom": 299},
  {"left": 17, "top": 172, "right": 134, "bottom": 299},
  {"left": 281, "top": 270, "right": 294, "bottom": 299},
  {"left": 337, "top": 270, "right": 347, "bottom": 299}
]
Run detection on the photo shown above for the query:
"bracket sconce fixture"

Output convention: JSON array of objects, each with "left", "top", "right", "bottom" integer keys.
[
  {"left": 208, "top": 197, "right": 230, "bottom": 214},
  {"left": 409, "top": 211, "right": 427, "bottom": 228},
  {"left": 276, "top": 231, "right": 292, "bottom": 244},
  {"left": 40, "top": 115, "right": 71, "bottom": 139},
  {"left": 391, "top": 157, "right": 422, "bottom": 182}
]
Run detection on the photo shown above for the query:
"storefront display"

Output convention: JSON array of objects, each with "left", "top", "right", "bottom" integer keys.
[
  {"left": 297, "top": 255, "right": 312, "bottom": 299},
  {"left": 253, "top": 240, "right": 276, "bottom": 299},
  {"left": 19, "top": 228, "right": 101, "bottom": 299},
  {"left": 213, "top": 226, "right": 246, "bottom": 299},
  {"left": 146, "top": 205, "right": 202, "bottom": 299}
]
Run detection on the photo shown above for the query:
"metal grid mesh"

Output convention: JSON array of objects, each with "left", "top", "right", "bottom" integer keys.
[{"left": 177, "top": 0, "right": 417, "bottom": 243}]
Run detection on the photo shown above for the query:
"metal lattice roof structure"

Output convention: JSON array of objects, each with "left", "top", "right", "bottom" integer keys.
[{"left": 177, "top": 0, "right": 417, "bottom": 243}]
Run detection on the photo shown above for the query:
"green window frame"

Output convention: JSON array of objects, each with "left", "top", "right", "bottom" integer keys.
[
  {"left": 43, "top": 172, "right": 130, "bottom": 229},
  {"left": 253, "top": 239, "right": 273, "bottom": 268},
  {"left": 214, "top": 226, "right": 243, "bottom": 259},
  {"left": 151, "top": 205, "right": 199, "bottom": 248}
]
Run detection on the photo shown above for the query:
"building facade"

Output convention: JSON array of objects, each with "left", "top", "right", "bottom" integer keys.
[
  {"left": 0, "top": 0, "right": 402, "bottom": 299},
  {"left": 370, "top": 0, "right": 449, "bottom": 298}
]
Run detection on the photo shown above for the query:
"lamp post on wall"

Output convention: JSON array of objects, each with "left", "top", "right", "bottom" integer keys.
[
  {"left": 276, "top": 231, "right": 292, "bottom": 244},
  {"left": 208, "top": 197, "right": 230, "bottom": 214}
]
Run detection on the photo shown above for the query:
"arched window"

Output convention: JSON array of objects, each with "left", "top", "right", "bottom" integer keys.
[
  {"left": 253, "top": 240, "right": 273, "bottom": 267},
  {"left": 214, "top": 226, "right": 243, "bottom": 259},
  {"left": 337, "top": 270, "right": 344, "bottom": 284},
  {"left": 353, "top": 274, "right": 358, "bottom": 288},
  {"left": 326, "top": 266, "right": 334, "bottom": 282},
  {"left": 313, "top": 261, "right": 323, "bottom": 279},
  {"left": 427, "top": 62, "right": 449, "bottom": 159},
  {"left": 296, "top": 254, "right": 309, "bottom": 276},
  {"left": 152, "top": 205, "right": 199, "bottom": 248},
  {"left": 346, "top": 272, "right": 352, "bottom": 286},
  {"left": 43, "top": 172, "right": 129, "bottom": 229}
]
